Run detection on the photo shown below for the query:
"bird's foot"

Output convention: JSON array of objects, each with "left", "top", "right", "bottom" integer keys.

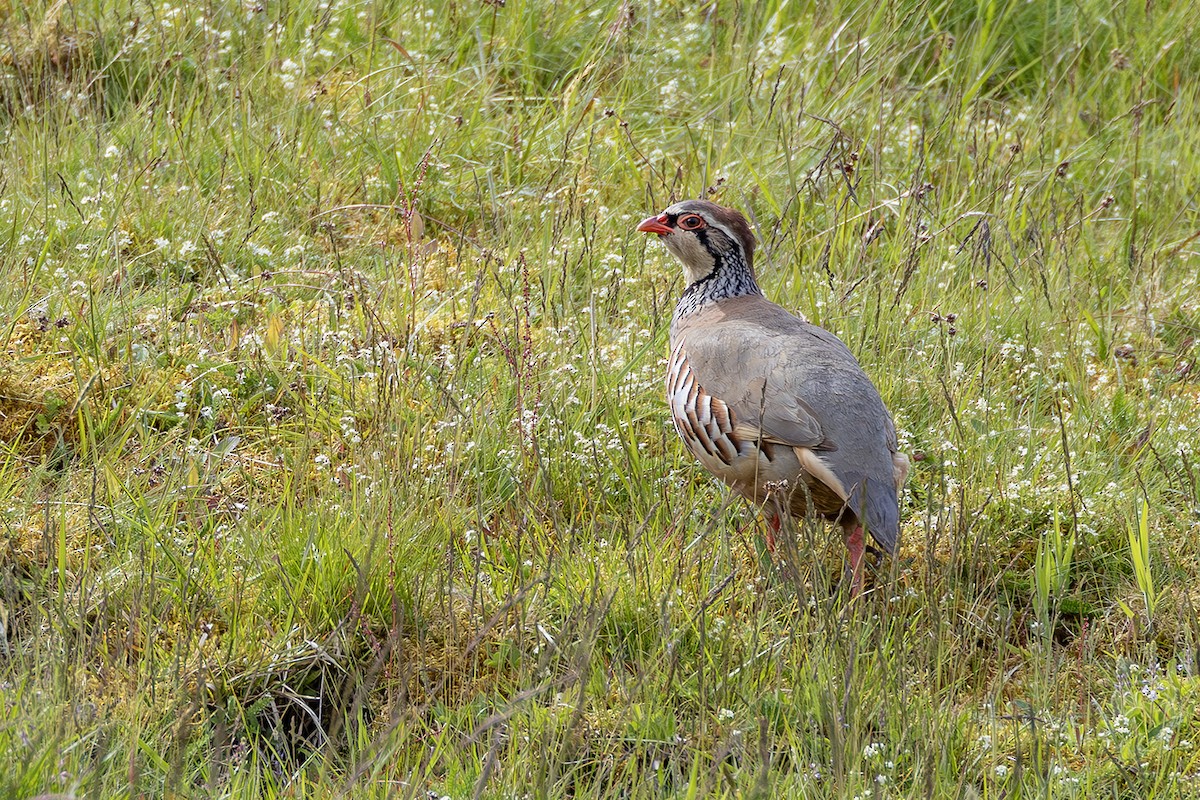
[
  {"left": 844, "top": 525, "right": 865, "bottom": 599},
  {"left": 764, "top": 513, "right": 781, "bottom": 554}
]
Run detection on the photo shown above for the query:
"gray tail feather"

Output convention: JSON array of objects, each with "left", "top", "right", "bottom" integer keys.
[{"left": 859, "top": 477, "right": 900, "bottom": 555}]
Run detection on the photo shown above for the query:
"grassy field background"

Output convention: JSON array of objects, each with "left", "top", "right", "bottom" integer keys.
[{"left": 3, "top": 0, "right": 1200, "bottom": 796}]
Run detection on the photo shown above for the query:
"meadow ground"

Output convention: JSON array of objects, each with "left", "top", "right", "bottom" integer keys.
[{"left": 2, "top": 0, "right": 1200, "bottom": 797}]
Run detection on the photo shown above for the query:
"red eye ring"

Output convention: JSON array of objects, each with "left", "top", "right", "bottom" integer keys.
[{"left": 678, "top": 214, "right": 705, "bottom": 230}]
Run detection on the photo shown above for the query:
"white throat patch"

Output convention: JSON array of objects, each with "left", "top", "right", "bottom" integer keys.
[{"left": 664, "top": 231, "right": 716, "bottom": 285}]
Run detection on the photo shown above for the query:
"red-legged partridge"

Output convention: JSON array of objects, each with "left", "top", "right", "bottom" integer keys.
[{"left": 638, "top": 200, "right": 908, "bottom": 596}]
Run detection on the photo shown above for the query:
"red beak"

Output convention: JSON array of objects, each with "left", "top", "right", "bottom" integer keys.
[{"left": 637, "top": 214, "right": 673, "bottom": 236}]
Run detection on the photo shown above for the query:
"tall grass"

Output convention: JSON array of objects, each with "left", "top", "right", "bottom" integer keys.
[{"left": 2, "top": 0, "right": 1199, "bottom": 796}]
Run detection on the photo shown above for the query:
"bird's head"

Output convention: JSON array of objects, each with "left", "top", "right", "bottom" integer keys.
[{"left": 637, "top": 200, "right": 756, "bottom": 288}]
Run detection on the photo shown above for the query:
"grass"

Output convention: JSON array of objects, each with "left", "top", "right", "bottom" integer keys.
[{"left": 2, "top": 0, "right": 1200, "bottom": 796}]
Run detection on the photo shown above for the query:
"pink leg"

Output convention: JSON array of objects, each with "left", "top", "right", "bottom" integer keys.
[
  {"left": 844, "top": 524, "right": 865, "bottom": 598},
  {"left": 765, "top": 511, "right": 781, "bottom": 554}
]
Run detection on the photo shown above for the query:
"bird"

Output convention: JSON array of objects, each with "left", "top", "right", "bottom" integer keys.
[{"left": 637, "top": 200, "right": 908, "bottom": 596}]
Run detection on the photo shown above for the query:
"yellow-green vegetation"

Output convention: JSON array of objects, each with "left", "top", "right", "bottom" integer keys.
[{"left": 3, "top": 0, "right": 1200, "bottom": 797}]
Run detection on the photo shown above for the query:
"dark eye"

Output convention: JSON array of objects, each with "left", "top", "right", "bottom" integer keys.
[{"left": 678, "top": 214, "right": 705, "bottom": 230}]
